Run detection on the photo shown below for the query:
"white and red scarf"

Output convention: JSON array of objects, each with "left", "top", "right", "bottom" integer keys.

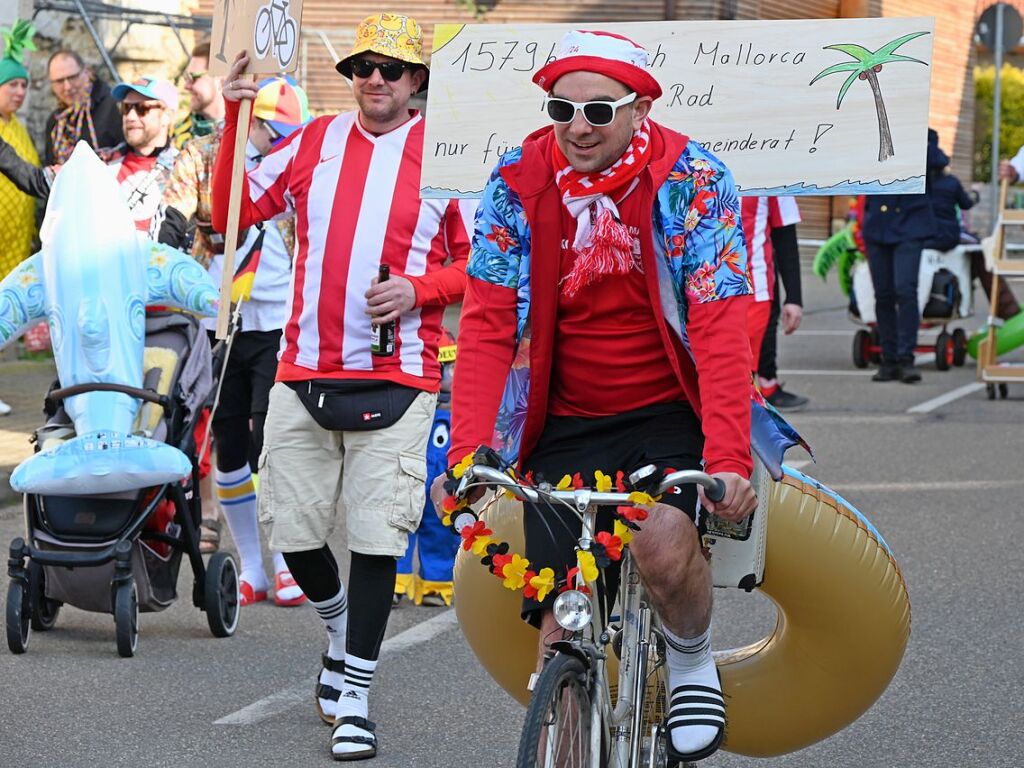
[{"left": 551, "top": 120, "right": 652, "bottom": 298}]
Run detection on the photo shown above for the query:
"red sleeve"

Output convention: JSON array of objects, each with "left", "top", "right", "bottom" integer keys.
[
  {"left": 211, "top": 98, "right": 266, "bottom": 234},
  {"left": 447, "top": 276, "right": 518, "bottom": 465},
  {"left": 687, "top": 295, "right": 754, "bottom": 477},
  {"left": 409, "top": 199, "right": 472, "bottom": 307}
]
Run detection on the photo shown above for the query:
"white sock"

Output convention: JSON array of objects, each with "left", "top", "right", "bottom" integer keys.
[
  {"left": 337, "top": 654, "right": 377, "bottom": 720},
  {"left": 664, "top": 625, "right": 724, "bottom": 756},
  {"left": 271, "top": 551, "right": 303, "bottom": 602},
  {"left": 331, "top": 655, "right": 378, "bottom": 756},
  {"left": 311, "top": 587, "right": 348, "bottom": 718},
  {"left": 216, "top": 466, "right": 266, "bottom": 591}
]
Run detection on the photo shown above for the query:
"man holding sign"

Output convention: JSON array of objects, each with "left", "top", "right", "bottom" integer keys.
[
  {"left": 434, "top": 30, "right": 756, "bottom": 763},
  {"left": 212, "top": 12, "right": 473, "bottom": 761}
]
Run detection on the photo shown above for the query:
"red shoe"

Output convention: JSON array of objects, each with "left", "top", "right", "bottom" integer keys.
[
  {"left": 274, "top": 571, "right": 307, "bottom": 607},
  {"left": 239, "top": 580, "right": 268, "bottom": 606}
]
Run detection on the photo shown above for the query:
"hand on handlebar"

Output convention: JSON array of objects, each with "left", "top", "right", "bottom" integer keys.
[
  {"left": 698, "top": 472, "right": 756, "bottom": 522},
  {"left": 430, "top": 474, "right": 484, "bottom": 521}
]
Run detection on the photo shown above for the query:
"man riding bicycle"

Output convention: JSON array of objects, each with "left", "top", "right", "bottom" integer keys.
[{"left": 432, "top": 30, "right": 757, "bottom": 763}]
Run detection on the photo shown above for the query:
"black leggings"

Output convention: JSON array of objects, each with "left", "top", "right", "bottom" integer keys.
[
  {"left": 283, "top": 547, "right": 397, "bottom": 661},
  {"left": 213, "top": 412, "right": 267, "bottom": 474}
]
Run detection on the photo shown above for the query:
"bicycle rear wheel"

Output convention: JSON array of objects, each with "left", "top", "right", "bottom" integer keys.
[{"left": 516, "top": 653, "right": 594, "bottom": 768}]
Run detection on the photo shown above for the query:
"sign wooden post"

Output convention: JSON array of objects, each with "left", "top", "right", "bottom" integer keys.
[{"left": 209, "top": 0, "right": 304, "bottom": 338}]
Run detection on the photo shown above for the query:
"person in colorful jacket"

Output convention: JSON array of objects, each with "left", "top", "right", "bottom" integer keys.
[
  {"left": 433, "top": 30, "right": 755, "bottom": 764},
  {"left": 160, "top": 76, "right": 309, "bottom": 605}
]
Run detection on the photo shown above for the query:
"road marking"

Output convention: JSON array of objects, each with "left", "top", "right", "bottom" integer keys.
[
  {"left": 786, "top": 414, "right": 915, "bottom": 424},
  {"left": 778, "top": 369, "right": 875, "bottom": 377},
  {"left": 215, "top": 609, "right": 458, "bottom": 726},
  {"left": 829, "top": 479, "right": 1023, "bottom": 493},
  {"left": 907, "top": 382, "right": 986, "bottom": 414},
  {"left": 785, "top": 459, "right": 813, "bottom": 469}
]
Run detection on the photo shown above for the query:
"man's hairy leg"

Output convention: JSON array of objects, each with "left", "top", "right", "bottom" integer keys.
[{"left": 629, "top": 502, "right": 711, "bottom": 636}]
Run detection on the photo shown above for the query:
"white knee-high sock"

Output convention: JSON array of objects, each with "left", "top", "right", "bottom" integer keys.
[
  {"left": 216, "top": 466, "right": 266, "bottom": 591},
  {"left": 312, "top": 587, "right": 348, "bottom": 716},
  {"left": 664, "top": 625, "right": 723, "bottom": 755}
]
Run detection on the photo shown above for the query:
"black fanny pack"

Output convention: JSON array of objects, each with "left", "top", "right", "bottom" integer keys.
[{"left": 286, "top": 380, "right": 419, "bottom": 432}]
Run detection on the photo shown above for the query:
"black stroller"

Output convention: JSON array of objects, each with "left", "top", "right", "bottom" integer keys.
[{"left": 5, "top": 312, "right": 240, "bottom": 657}]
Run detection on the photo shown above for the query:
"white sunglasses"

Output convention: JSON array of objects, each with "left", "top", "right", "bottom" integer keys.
[{"left": 544, "top": 92, "right": 637, "bottom": 127}]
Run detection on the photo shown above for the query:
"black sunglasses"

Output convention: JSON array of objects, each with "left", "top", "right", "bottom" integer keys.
[
  {"left": 120, "top": 101, "right": 163, "bottom": 118},
  {"left": 350, "top": 58, "right": 412, "bottom": 81}
]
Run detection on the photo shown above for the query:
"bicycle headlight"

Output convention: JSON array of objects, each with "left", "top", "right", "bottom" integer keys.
[{"left": 553, "top": 589, "right": 592, "bottom": 632}]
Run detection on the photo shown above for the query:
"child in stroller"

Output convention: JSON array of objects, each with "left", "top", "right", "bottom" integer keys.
[{"left": 6, "top": 312, "right": 240, "bottom": 657}]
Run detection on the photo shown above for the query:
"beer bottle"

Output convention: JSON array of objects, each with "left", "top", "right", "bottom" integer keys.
[{"left": 370, "top": 264, "right": 396, "bottom": 356}]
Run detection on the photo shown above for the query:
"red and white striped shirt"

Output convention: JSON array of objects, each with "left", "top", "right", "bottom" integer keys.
[
  {"left": 741, "top": 196, "right": 801, "bottom": 302},
  {"left": 213, "top": 106, "right": 473, "bottom": 391}
]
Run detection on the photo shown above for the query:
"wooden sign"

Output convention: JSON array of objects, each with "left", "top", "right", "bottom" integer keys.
[
  {"left": 421, "top": 16, "right": 935, "bottom": 198},
  {"left": 210, "top": 0, "right": 304, "bottom": 75}
]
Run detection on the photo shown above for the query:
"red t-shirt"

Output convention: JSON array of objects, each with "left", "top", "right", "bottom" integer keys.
[
  {"left": 549, "top": 193, "right": 687, "bottom": 417},
  {"left": 114, "top": 152, "right": 161, "bottom": 232}
]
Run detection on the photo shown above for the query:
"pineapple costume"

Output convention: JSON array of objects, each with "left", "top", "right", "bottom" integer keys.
[{"left": 0, "top": 20, "right": 39, "bottom": 278}]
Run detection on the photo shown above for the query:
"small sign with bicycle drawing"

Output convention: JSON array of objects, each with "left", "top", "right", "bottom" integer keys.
[{"left": 209, "top": 0, "right": 304, "bottom": 75}]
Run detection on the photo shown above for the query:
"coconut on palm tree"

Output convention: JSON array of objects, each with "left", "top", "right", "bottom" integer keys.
[{"left": 810, "top": 31, "right": 929, "bottom": 162}]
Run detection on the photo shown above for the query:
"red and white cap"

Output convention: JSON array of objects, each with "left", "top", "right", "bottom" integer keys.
[{"left": 533, "top": 30, "right": 662, "bottom": 100}]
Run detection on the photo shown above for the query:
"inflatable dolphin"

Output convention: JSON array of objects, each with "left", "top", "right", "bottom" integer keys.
[{"left": 0, "top": 143, "right": 219, "bottom": 495}]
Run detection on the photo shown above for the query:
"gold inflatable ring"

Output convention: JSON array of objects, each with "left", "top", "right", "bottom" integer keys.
[{"left": 452, "top": 467, "right": 911, "bottom": 757}]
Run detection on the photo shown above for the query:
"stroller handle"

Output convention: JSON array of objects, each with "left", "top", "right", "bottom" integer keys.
[{"left": 50, "top": 383, "right": 171, "bottom": 414}]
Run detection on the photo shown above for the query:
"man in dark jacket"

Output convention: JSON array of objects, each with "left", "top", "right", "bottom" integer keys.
[
  {"left": 863, "top": 153, "right": 937, "bottom": 383},
  {"left": 45, "top": 50, "right": 123, "bottom": 165},
  {"left": 924, "top": 129, "right": 972, "bottom": 252}
]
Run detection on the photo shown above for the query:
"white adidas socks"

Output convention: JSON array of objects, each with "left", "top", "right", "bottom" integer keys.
[
  {"left": 312, "top": 587, "right": 348, "bottom": 718},
  {"left": 216, "top": 466, "right": 267, "bottom": 592},
  {"left": 271, "top": 551, "right": 303, "bottom": 603},
  {"left": 663, "top": 625, "right": 724, "bottom": 755},
  {"left": 332, "top": 654, "right": 378, "bottom": 756}
]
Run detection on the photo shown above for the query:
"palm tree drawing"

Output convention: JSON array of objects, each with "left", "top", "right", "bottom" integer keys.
[{"left": 810, "top": 32, "right": 929, "bottom": 162}]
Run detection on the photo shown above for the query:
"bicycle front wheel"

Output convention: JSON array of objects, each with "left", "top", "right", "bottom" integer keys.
[{"left": 516, "top": 653, "right": 594, "bottom": 768}]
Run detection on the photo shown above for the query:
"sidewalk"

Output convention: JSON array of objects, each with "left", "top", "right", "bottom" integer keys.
[{"left": 0, "top": 359, "right": 57, "bottom": 507}]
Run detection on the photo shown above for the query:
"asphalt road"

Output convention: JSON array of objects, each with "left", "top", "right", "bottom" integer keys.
[{"left": 0, "top": 268, "right": 1021, "bottom": 768}]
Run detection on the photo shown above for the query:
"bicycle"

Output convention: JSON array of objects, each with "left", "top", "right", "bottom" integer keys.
[
  {"left": 253, "top": 0, "right": 298, "bottom": 70},
  {"left": 452, "top": 458, "right": 726, "bottom": 768}
]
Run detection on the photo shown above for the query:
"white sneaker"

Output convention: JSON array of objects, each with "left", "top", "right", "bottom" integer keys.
[{"left": 0, "top": 398, "right": 11, "bottom": 417}]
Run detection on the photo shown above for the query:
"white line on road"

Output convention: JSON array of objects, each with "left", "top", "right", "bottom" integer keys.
[
  {"left": 785, "top": 459, "right": 813, "bottom": 469},
  {"left": 907, "top": 382, "right": 986, "bottom": 414},
  {"left": 778, "top": 369, "right": 875, "bottom": 377},
  {"left": 829, "top": 479, "right": 1024, "bottom": 493},
  {"left": 215, "top": 609, "right": 458, "bottom": 726}
]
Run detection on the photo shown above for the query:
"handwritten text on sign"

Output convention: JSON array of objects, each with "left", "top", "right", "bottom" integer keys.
[
  {"left": 209, "top": 0, "right": 304, "bottom": 76},
  {"left": 421, "top": 17, "right": 935, "bottom": 198}
]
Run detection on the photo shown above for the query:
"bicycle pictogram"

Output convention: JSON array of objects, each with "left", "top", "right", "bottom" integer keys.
[{"left": 252, "top": 0, "right": 298, "bottom": 69}]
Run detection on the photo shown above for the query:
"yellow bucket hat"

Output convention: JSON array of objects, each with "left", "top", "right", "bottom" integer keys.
[{"left": 337, "top": 13, "right": 428, "bottom": 90}]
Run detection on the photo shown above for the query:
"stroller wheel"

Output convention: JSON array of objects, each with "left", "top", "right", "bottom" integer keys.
[
  {"left": 114, "top": 579, "right": 139, "bottom": 658},
  {"left": 28, "top": 562, "right": 61, "bottom": 632},
  {"left": 205, "top": 552, "right": 240, "bottom": 638},
  {"left": 6, "top": 578, "right": 31, "bottom": 654}
]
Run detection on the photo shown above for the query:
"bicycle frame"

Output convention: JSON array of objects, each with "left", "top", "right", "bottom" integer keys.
[
  {"left": 458, "top": 463, "right": 721, "bottom": 768},
  {"left": 557, "top": 504, "right": 661, "bottom": 768}
]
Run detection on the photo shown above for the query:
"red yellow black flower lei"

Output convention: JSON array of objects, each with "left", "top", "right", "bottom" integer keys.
[{"left": 442, "top": 453, "right": 664, "bottom": 601}]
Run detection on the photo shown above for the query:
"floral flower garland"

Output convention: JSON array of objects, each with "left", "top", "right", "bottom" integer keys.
[{"left": 442, "top": 453, "right": 665, "bottom": 601}]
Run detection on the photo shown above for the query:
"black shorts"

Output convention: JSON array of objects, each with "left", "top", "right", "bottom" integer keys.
[
  {"left": 519, "top": 401, "right": 704, "bottom": 628},
  {"left": 208, "top": 330, "right": 281, "bottom": 422}
]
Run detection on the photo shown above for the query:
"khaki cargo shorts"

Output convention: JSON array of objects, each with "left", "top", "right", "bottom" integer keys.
[{"left": 257, "top": 382, "right": 436, "bottom": 556}]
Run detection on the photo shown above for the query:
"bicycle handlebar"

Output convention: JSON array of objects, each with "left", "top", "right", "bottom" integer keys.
[{"left": 459, "top": 464, "right": 726, "bottom": 507}]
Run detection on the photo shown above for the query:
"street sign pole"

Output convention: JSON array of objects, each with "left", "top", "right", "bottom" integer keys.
[{"left": 992, "top": 2, "right": 1005, "bottom": 218}]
